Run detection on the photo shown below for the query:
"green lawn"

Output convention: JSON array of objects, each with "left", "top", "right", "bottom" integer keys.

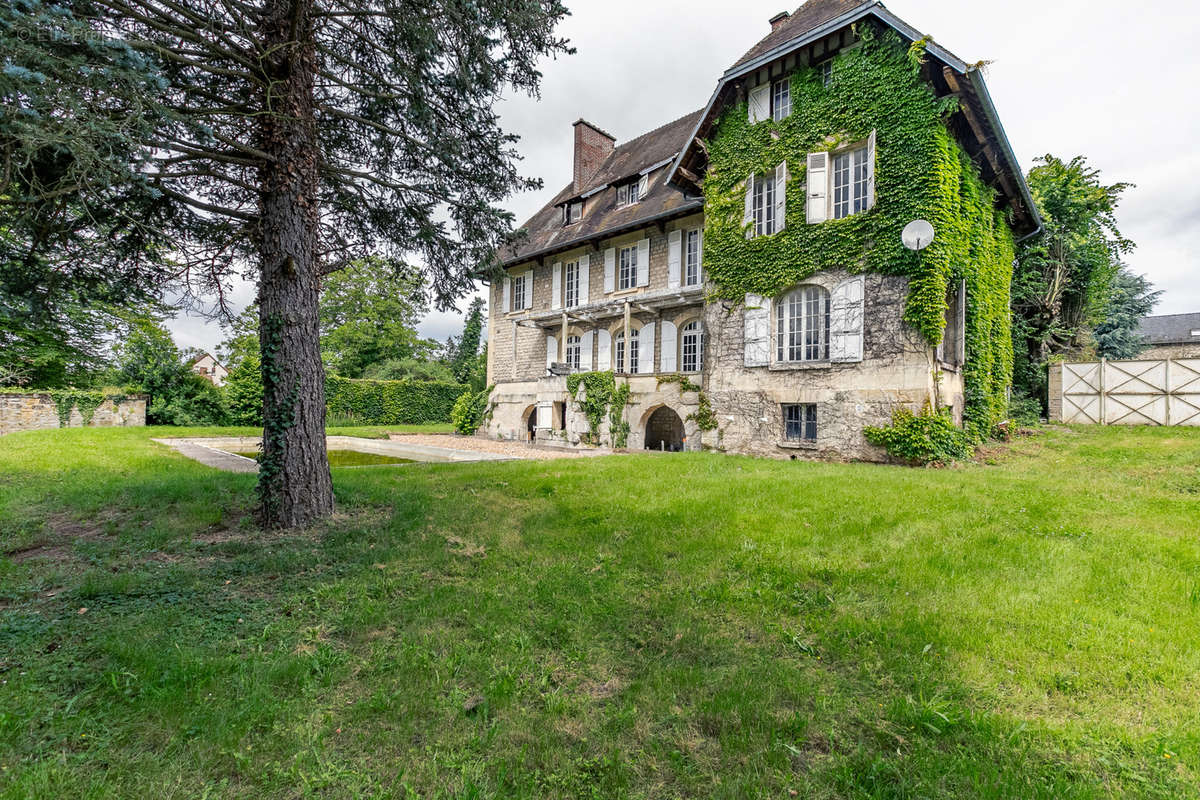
[{"left": 0, "top": 424, "right": 1197, "bottom": 798}]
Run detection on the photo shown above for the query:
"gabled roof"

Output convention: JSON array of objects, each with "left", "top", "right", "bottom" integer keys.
[
  {"left": 500, "top": 110, "right": 704, "bottom": 265},
  {"left": 1137, "top": 313, "right": 1200, "bottom": 345},
  {"left": 669, "top": 0, "right": 1042, "bottom": 236}
]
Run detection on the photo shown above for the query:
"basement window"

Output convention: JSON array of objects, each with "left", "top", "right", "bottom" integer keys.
[{"left": 783, "top": 403, "right": 817, "bottom": 444}]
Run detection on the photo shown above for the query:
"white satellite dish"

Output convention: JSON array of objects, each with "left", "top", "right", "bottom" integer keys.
[{"left": 902, "top": 219, "right": 935, "bottom": 251}]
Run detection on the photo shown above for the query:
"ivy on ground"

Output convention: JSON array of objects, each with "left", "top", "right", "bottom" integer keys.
[{"left": 702, "top": 27, "right": 1015, "bottom": 438}]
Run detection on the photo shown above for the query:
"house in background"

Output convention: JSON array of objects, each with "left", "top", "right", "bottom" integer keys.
[
  {"left": 189, "top": 352, "right": 228, "bottom": 387},
  {"left": 485, "top": 0, "right": 1039, "bottom": 459},
  {"left": 1136, "top": 313, "right": 1200, "bottom": 360}
]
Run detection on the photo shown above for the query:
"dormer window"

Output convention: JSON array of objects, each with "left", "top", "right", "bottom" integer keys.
[
  {"left": 562, "top": 200, "right": 582, "bottom": 225},
  {"left": 615, "top": 175, "right": 647, "bottom": 209}
]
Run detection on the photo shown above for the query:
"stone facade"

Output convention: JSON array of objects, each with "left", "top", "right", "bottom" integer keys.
[
  {"left": 0, "top": 393, "right": 147, "bottom": 436},
  {"left": 1140, "top": 343, "right": 1200, "bottom": 361}
]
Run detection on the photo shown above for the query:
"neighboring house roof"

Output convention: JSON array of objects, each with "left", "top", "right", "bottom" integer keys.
[
  {"left": 670, "top": 0, "right": 1041, "bottom": 236},
  {"left": 1136, "top": 313, "right": 1200, "bottom": 345},
  {"left": 188, "top": 352, "right": 223, "bottom": 369},
  {"left": 500, "top": 110, "right": 704, "bottom": 265}
]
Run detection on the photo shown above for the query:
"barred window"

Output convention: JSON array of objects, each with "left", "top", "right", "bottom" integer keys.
[
  {"left": 776, "top": 286, "right": 829, "bottom": 362},
  {"left": 783, "top": 404, "right": 817, "bottom": 443}
]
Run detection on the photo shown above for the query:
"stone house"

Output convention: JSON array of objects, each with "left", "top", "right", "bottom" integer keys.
[
  {"left": 1135, "top": 313, "right": 1200, "bottom": 360},
  {"left": 189, "top": 352, "right": 228, "bottom": 387},
  {"left": 484, "top": 0, "right": 1040, "bottom": 459}
]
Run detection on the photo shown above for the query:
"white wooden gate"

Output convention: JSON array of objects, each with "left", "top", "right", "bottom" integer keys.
[{"left": 1061, "top": 358, "right": 1200, "bottom": 426}]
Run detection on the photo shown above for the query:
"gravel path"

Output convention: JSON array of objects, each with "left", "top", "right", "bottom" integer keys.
[{"left": 387, "top": 433, "right": 610, "bottom": 460}]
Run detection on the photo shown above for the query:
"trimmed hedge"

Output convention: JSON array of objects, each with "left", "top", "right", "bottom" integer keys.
[{"left": 325, "top": 375, "right": 467, "bottom": 425}]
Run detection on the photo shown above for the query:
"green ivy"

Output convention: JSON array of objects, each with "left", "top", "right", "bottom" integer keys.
[
  {"left": 0, "top": 388, "right": 132, "bottom": 428},
  {"left": 702, "top": 28, "right": 1015, "bottom": 438},
  {"left": 567, "top": 371, "right": 631, "bottom": 448},
  {"left": 450, "top": 385, "right": 495, "bottom": 435},
  {"left": 687, "top": 391, "right": 719, "bottom": 432}
]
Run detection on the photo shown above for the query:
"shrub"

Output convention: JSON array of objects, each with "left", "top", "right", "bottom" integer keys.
[
  {"left": 451, "top": 385, "right": 494, "bottom": 435},
  {"left": 1006, "top": 391, "right": 1043, "bottom": 428},
  {"left": 325, "top": 375, "right": 467, "bottom": 425},
  {"left": 224, "top": 355, "right": 263, "bottom": 426},
  {"left": 864, "top": 406, "right": 974, "bottom": 466}
]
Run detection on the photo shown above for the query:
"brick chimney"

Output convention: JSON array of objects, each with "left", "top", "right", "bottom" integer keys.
[
  {"left": 769, "top": 11, "right": 790, "bottom": 30},
  {"left": 572, "top": 119, "right": 615, "bottom": 192}
]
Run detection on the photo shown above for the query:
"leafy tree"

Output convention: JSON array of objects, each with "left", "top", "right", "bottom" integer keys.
[
  {"left": 320, "top": 258, "right": 434, "bottom": 378},
  {"left": 28, "top": 0, "right": 571, "bottom": 526},
  {"left": 115, "top": 317, "right": 226, "bottom": 425},
  {"left": 1094, "top": 268, "right": 1160, "bottom": 360},
  {"left": 225, "top": 354, "right": 264, "bottom": 426},
  {"left": 1013, "top": 155, "right": 1134, "bottom": 401}
]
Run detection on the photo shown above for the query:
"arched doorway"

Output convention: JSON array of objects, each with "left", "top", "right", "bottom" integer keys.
[
  {"left": 644, "top": 406, "right": 684, "bottom": 452},
  {"left": 522, "top": 405, "right": 537, "bottom": 442}
]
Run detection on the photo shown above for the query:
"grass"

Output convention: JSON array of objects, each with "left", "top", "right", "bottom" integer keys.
[
  {"left": 0, "top": 424, "right": 1198, "bottom": 798},
  {"left": 229, "top": 450, "right": 417, "bottom": 467}
]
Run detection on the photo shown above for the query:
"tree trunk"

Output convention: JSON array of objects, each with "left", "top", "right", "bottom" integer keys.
[{"left": 254, "top": 0, "right": 332, "bottom": 528}]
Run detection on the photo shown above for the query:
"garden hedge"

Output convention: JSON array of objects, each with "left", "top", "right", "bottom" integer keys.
[{"left": 325, "top": 375, "right": 467, "bottom": 425}]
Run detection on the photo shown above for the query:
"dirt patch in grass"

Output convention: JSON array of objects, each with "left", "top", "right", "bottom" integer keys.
[{"left": 5, "top": 512, "right": 113, "bottom": 563}]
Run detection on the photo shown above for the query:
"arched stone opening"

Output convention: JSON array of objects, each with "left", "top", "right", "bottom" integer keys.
[
  {"left": 644, "top": 405, "right": 684, "bottom": 452},
  {"left": 522, "top": 405, "right": 537, "bottom": 442}
]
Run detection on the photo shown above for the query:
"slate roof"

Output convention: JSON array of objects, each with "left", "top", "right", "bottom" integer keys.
[
  {"left": 732, "top": 0, "right": 868, "bottom": 69},
  {"left": 1136, "top": 313, "right": 1200, "bottom": 344},
  {"left": 501, "top": 109, "right": 704, "bottom": 265}
]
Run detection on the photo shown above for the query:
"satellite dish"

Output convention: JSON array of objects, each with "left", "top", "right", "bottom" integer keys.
[{"left": 902, "top": 219, "right": 935, "bottom": 251}]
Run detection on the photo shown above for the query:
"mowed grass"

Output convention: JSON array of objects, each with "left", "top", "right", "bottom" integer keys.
[{"left": 0, "top": 425, "right": 1198, "bottom": 798}]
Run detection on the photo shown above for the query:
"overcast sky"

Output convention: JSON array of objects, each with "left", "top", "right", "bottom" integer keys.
[{"left": 167, "top": 0, "right": 1200, "bottom": 355}]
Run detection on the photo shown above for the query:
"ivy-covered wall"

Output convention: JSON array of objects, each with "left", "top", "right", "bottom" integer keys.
[{"left": 702, "top": 27, "right": 1015, "bottom": 436}]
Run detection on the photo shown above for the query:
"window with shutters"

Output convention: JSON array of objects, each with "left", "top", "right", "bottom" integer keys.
[
  {"left": 684, "top": 229, "right": 701, "bottom": 286},
  {"left": 616, "top": 180, "right": 640, "bottom": 209},
  {"left": 565, "top": 335, "right": 582, "bottom": 371},
  {"left": 680, "top": 321, "right": 702, "bottom": 373},
  {"left": 562, "top": 200, "right": 582, "bottom": 225},
  {"left": 751, "top": 172, "right": 776, "bottom": 237},
  {"left": 563, "top": 260, "right": 580, "bottom": 308},
  {"left": 783, "top": 404, "right": 817, "bottom": 443},
  {"left": 776, "top": 286, "right": 829, "bottom": 362},
  {"left": 614, "top": 328, "right": 639, "bottom": 373},
  {"left": 511, "top": 272, "right": 527, "bottom": 311},
  {"left": 771, "top": 77, "right": 791, "bottom": 121},
  {"left": 831, "top": 145, "right": 870, "bottom": 220},
  {"left": 618, "top": 244, "right": 638, "bottom": 290}
]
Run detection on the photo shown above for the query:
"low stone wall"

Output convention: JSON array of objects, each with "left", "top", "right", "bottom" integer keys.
[{"left": 0, "top": 392, "right": 147, "bottom": 435}]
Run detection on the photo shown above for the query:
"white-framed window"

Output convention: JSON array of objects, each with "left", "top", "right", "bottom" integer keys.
[
  {"left": 565, "top": 335, "right": 582, "bottom": 371},
  {"left": 511, "top": 272, "right": 527, "bottom": 312},
  {"left": 564, "top": 260, "right": 580, "bottom": 308},
  {"left": 751, "top": 172, "right": 777, "bottom": 237},
  {"left": 772, "top": 77, "right": 791, "bottom": 121},
  {"left": 684, "top": 229, "right": 701, "bottom": 286},
  {"left": 615, "top": 328, "right": 639, "bottom": 373},
  {"left": 832, "top": 145, "right": 870, "bottom": 220},
  {"left": 680, "top": 321, "right": 702, "bottom": 373},
  {"left": 616, "top": 180, "right": 640, "bottom": 209},
  {"left": 783, "top": 403, "right": 817, "bottom": 443},
  {"left": 776, "top": 285, "right": 829, "bottom": 362},
  {"left": 819, "top": 59, "right": 833, "bottom": 87},
  {"left": 562, "top": 200, "right": 582, "bottom": 225},
  {"left": 618, "top": 244, "right": 638, "bottom": 291}
]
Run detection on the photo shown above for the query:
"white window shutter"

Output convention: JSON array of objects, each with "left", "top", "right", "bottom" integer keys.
[
  {"left": 638, "top": 322, "right": 654, "bottom": 373},
  {"left": 581, "top": 330, "right": 594, "bottom": 371},
  {"left": 774, "top": 161, "right": 788, "bottom": 232},
  {"left": 667, "top": 230, "right": 682, "bottom": 289},
  {"left": 743, "top": 293, "right": 770, "bottom": 367},
  {"left": 523, "top": 269, "right": 534, "bottom": 309},
  {"left": 866, "top": 129, "right": 877, "bottom": 210},
  {"left": 604, "top": 248, "right": 615, "bottom": 293},
  {"left": 829, "top": 276, "right": 865, "bottom": 363},
  {"left": 536, "top": 402, "right": 552, "bottom": 429},
  {"left": 546, "top": 334, "right": 557, "bottom": 370},
  {"left": 660, "top": 320, "right": 678, "bottom": 372},
  {"left": 502, "top": 276, "right": 511, "bottom": 312},
  {"left": 638, "top": 174, "right": 648, "bottom": 199},
  {"left": 636, "top": 238, "right": 650, "bottom": 287},
  {"left": 806, "top": 152, "right": 828, "bottom": 224},
  {"left": 551, "top": 261, "right": 562, "bottom": 310},
  {"left": 744, "top": 174, "right": 754, "bottom": 239},
  {"left": 748, "top": 83, "right": 769, "bottom": 123},
  {"left": 597, "top": 329, "right": 611, "bottom": 370},
  {"left": 579, "top": 257, "right": 591, "bottom": 305}
]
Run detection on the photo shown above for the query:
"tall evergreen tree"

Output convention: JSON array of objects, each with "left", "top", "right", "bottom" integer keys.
[
  {"left": 21, "top": 0, "right": 571, "bottom": 525},
  {"left": 1094, "top": 268, "right": 1160, "bottom": 360},
  {"left": 446, "top": 297, "right": 486, "bottom": 387}
]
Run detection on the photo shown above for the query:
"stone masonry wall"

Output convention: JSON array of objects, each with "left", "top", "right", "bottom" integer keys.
[{"left": 0, "top": 394, "right": 147, "bottom": 436}]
